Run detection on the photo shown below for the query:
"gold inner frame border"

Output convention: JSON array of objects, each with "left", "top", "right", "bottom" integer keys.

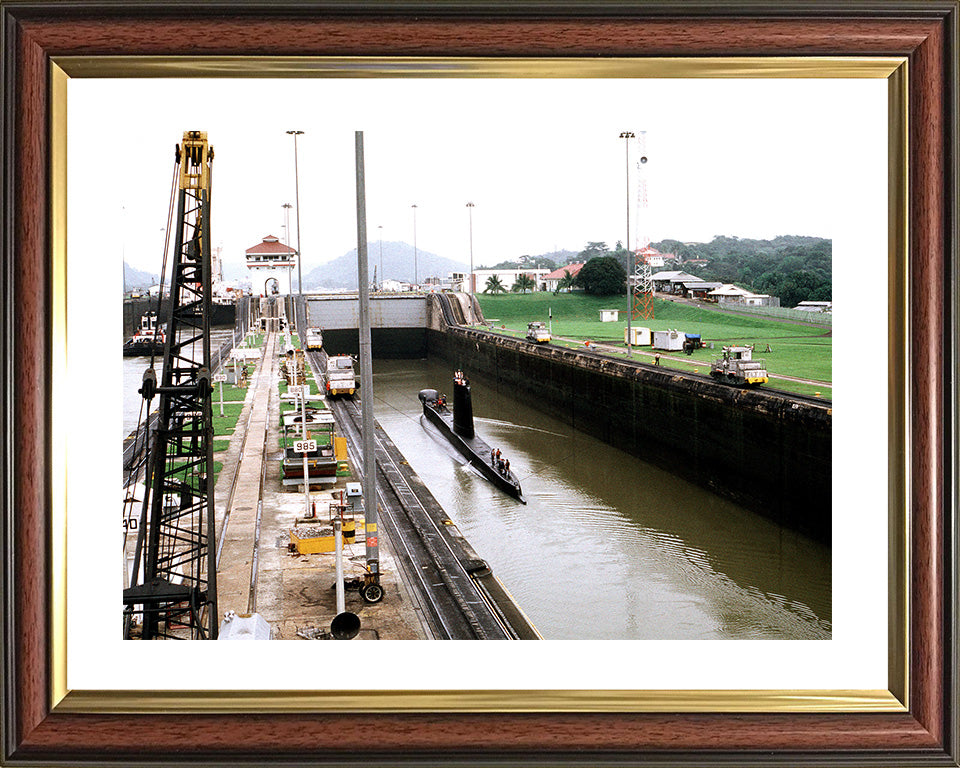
[{"left": 49, "top": 55, "right": 908, "bottom": 715}]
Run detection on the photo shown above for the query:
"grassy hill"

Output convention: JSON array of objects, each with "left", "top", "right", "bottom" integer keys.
[{"left": 475, "top": 292, "right": 831, "bottom": 395}]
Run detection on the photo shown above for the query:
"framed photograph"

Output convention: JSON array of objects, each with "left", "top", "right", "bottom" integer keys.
[{"left": 2, "top": 1, "right": 956, "bottom": 765}]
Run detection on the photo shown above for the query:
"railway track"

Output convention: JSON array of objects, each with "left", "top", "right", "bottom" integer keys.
[{"left": 306, "top": 348, "right": 523, "bottom": 640}]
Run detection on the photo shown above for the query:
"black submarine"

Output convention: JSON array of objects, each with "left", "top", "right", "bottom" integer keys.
[{"left": 419, "top": 374, "right": 525, "bottom": 503}]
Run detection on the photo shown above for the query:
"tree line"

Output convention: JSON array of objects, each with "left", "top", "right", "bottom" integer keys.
[
  {"left": 652, "top": 235, "right": 832, "bottom": 308},
  {"left": 480, "top": 235, "right": 831, "bottom": 306}
]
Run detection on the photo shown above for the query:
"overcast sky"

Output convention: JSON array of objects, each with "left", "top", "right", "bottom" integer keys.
[{"left": 69, "top": 77, "right": 884, "bottom": 276}]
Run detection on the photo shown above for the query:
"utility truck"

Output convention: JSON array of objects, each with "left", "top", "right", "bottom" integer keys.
[
  {"left": 325, "top": 355, "right": 356, "bottom": 398},
  {"left": 305, "top": 327, "right": 323, "bottom": 350},
  {"left": 526, "top": 321, "right": 551, "bottom": 344},
  {"left": 709, "top": 345, "right": 768, "bottom": 386}
]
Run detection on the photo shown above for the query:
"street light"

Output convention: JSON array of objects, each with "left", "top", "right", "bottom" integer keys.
[
  {"left": 619, "top": 131, "right": 635, "bottom": 357},
  {"left": 286, "top": 130, "right": 304, "bottom": 296},
  {"left": 466, "top": 202, "right": 475, "bottom": 312},
  {"left": 411, "top": 204, "right": 418, "bottom": 288}
]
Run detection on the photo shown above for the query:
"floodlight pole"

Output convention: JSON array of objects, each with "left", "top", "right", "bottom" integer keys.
[
  {"left": 282, "top": 202, "right": 293, "bottom": 296},
  {"left": 620, "top": 131, "right": 635, "bottom": 357},
  {"left": 466, "top": 202, "right": 475, "bottom": 321},
  {"left": 286, "top": 130, "right": 304, "bottom": 296},
  {"left": 378, "top": 225, "right": 383, "bottom": 290},
  {"left": 411, "top": 203, "right": 418, "bottom": 288},
  {"left": 356, "top": 131, "right": 379, "bottom": 589}
]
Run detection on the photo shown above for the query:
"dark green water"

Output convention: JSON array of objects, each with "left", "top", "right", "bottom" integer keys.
[{"left": 371, "top": 358, "right": 831, "bottom": 641}]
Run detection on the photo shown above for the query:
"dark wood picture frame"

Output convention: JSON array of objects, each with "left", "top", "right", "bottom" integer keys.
[{"left": 2, "top": 2, "right": 957, "bottom": 765}]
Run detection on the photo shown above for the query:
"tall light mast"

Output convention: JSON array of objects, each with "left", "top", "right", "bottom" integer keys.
[{"left": 633, "top": 131, "right": 655, "bottom": 321}]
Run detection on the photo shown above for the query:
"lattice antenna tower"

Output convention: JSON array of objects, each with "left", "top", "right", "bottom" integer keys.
[
  {"left": 123, "top": 131, "right": 218, "bottom": 640},
  {"left": 633, "top": 131, "right": 655, "bottom": 320}
]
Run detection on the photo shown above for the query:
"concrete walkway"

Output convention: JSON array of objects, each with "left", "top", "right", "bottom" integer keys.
[
  {"left": 212, "top": 333, "right": 425, "bottom": 639},
  {"left": 216, "top": 331, "right": 278, "bottom": 616}
]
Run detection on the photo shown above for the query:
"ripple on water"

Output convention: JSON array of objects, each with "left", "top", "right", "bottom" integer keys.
[{"left": 371, "top": 358, "right": 832, "bottom": 640}]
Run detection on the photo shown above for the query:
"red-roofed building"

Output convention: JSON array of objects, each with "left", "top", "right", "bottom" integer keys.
[
  {"left": 245, "top": 235, "right": 297, "bottom": 296},
  {"left": 542, "top": 262, "right": 584, "bottom": 292}
]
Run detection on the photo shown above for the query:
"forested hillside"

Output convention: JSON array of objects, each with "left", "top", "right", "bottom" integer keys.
[{"left": 652, "top": 235, "right": 832, "bottom": 308}]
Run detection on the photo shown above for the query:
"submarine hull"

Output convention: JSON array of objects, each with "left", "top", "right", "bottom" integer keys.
[{"left": 419, "top": 387, "right": 525, "bottom": 503}]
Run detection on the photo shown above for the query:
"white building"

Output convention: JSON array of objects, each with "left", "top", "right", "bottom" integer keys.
[
  {"left": 381, "top": 278, "right": 413, "bottom": 292},
  {"left": 473, "top": 268, "right": 551, "bottom": 293},
  {"left": 795, "top": 300, "right": 832, "bottom": 312},
  {"left": 422, "top": 272, "right": 467, "bottom": 292},
  {"left": 245, "top": 234, "right": 297, "bottom": 296},
  {"left": 637, "top": 246, "right": 667, "bottom": 268},
  {"left": 653, "top": 329, "right": 685, "bottom": 351},
  {"left": 625, "top": 326, "right": 652, "bottom": 346},
  {"left": 708, "top": 283, "right": 779, "bottom": 307},
  {"left": 651, "top": 270, "right": 702, "bottom": 294}
]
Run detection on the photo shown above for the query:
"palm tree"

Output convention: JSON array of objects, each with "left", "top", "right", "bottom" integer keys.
[
  {"left": 513, "top": 273, "right": 535, "bottom": 293},
  {"left": 484, "top": 275, "right": 506, "bottom": 294},
  {"left": 556, "top": 269, "right": 575, "bottom": 294}
]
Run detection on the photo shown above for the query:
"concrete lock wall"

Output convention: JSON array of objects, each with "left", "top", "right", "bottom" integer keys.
[
  {"left": 306, "top": 294, "right": 428, "bottom": 330},
  {"left": 426, "top": 326, "right": 832, "bottom": 543},
  {"left": 307, "top": 295, "right": 429, "bottom": 358}
]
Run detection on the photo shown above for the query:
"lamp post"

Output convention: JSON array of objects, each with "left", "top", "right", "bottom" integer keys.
[
  {"left": 619, "top": 131, "right": 635, "bottom": 357},
  {"left": 378, "top": 225, "right": 383, "bottom": 290},
  {"left": 466, "top": 202, "right": 475, "bottom": 318},
  {"left": 286, "top": 130, "right": 304, "bottom": 296},
  {"left": 282, "top": 203, "right": 293, "bottom": 295},
  {"left": 411, "top": 204, "right": 418, "bottom": 288}
]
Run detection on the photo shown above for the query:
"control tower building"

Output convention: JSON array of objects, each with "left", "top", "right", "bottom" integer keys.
[{"left": 245, "top": 234, "right": 297, "bottom": 296}]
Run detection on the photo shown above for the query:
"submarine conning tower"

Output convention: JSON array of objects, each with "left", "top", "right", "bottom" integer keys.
[{"left": 452, "top": 379, "right": 474, "bottom": 439}]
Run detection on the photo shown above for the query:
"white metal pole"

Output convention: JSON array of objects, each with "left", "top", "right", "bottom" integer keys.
[
  {"left": 301, "top": 376, "right": 311, "bottom": 518},
  {"left": 334, "top": 517, "right": 345, "bottom": 614},
  {"left": 466, "top": 202, "right": 475, "bottom": 321},
  {"left": 620, "top": 130, "right": 634, "bottom": 357},
  {"left": 378, "top": 225, "right": 383, "bottom": 290},
  {"left": 356, "top": 132, "right": 379, "bottom": 582},
  {"left": 286, "top": 130, "right": 304, "bottom": 295},
  {"left": 411, "top": 203, "right": 418, "bottom": 288}
]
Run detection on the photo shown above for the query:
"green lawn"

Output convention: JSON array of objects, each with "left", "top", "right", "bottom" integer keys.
[
  {"left": 166, "top": 459, "right": 225, "bottom": 488},
  {"left": 212, "top": 402, "right": 245, "bottom": 436},
  {"left": 476, "top": 293, "right": 832, "bottom": 386},
  {"left": 278, "top": 376, "right": 319, "bottom": 396},
  {"left": 212, "top": 382, "right": 248, "bottom": 403},
  {"left": 278, "top": 431, "right": 332, "bottom": 451}
]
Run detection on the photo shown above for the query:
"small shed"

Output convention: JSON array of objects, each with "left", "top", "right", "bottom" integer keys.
[
  {"left": 599, "top": 309, "right": 621, "bottom": 322},
  {"left": 653, "top": 329, "right": 685, "bottom": 351},
  {"left": 625, "top": 326, "right": 652, "bottom": 346}
]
